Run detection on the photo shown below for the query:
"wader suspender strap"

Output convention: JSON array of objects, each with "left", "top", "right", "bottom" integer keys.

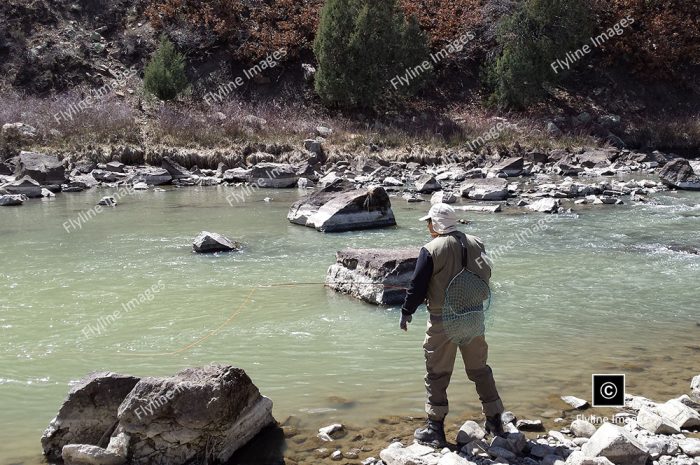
[{"left": 454, "top": 232, "right": 470, "bottom": 269}]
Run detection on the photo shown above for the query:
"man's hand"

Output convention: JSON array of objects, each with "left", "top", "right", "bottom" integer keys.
[{"left": 400, "top": 313, "right": 412, "bottom": 332}]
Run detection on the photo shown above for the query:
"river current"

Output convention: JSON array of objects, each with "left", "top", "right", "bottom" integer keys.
[{"left": 1, "top": 182, "right": 698, "bottom": 464}]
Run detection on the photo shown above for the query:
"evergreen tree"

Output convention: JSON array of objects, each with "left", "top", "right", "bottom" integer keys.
[
  {"left": 487, "top": 0, "right": 592, "bottom": 108},
  {"left": 144, "top": 35, "right": 188, "bottom": 101},
  {"left": 314, "top": 0, "right": 430, "bottom": 109}
]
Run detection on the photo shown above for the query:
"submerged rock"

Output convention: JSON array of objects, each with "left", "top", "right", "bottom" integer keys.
[
  {"left": 0, "top": 194, "right": 25, "bottom": 206},
  {"left": 41, "top": 372, "right": 140, "bottom": 461},
  {"left": 15, "top": 151, "right": 67, "bottom": 184},
  {"left": 98, "top": 196, "right": 117, "bottom": 207},
  {"left": 325, "top": 248, "right": 418, "bottom": 305},
  {"left": 192, "top": 231, "right": 241, "bottom": 254},
  {"left": 659, "top": 158, "right": 700, "bottom": 190},
  {"left": 288, "top": 182, "right": 396, "bottom": 232}
]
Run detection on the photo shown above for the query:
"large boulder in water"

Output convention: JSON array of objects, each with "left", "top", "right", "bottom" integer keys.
[
  {"left": 41, "top": 372, "right": 140, "bottom": 461},
  {"left": 326, "top": 248, "right": 418, "bottom": 305},
  {"left": 659, "top": 158, "right": 700, "bottom": 190},
  {"left": 117, "top": 365, "right": 275, "bottom": 465},
  {"left": 247, "top": 163, "right": 299, "bottom": 188},
  {"left": 15, "top": 151, "right": 67, "bottom": 184},
  {"left": 2, "top": 176, "right": 43, "bottom": 198},
  {"left": 193, "top": 231, "right": 241, "bottom": 253},
  {"left": 288, "top": 181, "right": 396, "bottom": 232},
  {"left": 42, "top": 366, "right": 274, "bottom": 465},
  {"left": 0, "top": 194, "right": 25, "bottom": 206}
]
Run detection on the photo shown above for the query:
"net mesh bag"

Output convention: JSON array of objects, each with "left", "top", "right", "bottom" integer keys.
[{"left": 441, "top": 269, "right": 492, "bottom": 345}]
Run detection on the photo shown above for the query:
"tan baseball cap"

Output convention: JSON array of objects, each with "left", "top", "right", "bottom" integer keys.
[{"left": 419, "top": 203, "right": 458, "bottom": 234}]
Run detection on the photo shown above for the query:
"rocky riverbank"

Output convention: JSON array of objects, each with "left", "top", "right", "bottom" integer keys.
[
  {"left": 1, "top": 121, "right": 699, "bottom": 214},
  {"left": 281, "top": 380, "right": 700, "bottom": 465}
]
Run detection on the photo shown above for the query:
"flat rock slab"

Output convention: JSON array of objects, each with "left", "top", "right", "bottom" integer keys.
[
  {"left": 326, "top": 248, "right": 418, "bottom": 305},
  {"left": 288, "top": 181, "right": 396, "bottom": 232}
]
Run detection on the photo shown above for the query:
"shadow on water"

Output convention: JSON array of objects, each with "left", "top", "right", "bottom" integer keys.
[{"left": 226, "top": 424, "right": 287, "bottom": 465}]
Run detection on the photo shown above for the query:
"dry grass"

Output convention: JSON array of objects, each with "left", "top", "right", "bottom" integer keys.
[{"left": 1, "top": 89, "right": 696, "bottom": 160}]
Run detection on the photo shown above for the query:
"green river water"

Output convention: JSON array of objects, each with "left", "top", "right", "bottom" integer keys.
[{"left": 1, "top": 183, "right": 699, "bottom": 464}]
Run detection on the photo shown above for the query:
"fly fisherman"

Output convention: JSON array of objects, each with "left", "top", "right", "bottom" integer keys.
[{"left": 400, "top": 203, "right": 505, "bottom": 447}]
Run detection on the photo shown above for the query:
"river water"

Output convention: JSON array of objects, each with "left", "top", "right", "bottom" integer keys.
[{"left": 1, "top": 182, "right": 698, "bottom": 464}]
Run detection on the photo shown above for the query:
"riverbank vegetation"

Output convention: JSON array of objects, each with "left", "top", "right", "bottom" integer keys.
[{"left": 0, "top": 0, "right": 698, "bottom": 156}]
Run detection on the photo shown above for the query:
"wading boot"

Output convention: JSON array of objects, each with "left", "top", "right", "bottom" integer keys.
[
  {"left": 414, "top": 419, "right": 447, "bottom": 448},
  {"left": 485, "top": 413, "right": 505, "bottom": 437}
]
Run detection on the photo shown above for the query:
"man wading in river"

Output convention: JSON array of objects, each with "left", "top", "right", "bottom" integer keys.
[{"left": 400, "top": 203, "right": 505, "bottom": 447}]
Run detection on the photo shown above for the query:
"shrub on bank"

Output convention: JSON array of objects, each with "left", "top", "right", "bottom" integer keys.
[
  {"left": 144, "top": 36, "right": 189, "bottom": 101},
  {"left": 313, "top": 0, "right": 430, "bottom": 109},
  {"left": 486, "top": 0, "right": 593, "bottom": 108}
]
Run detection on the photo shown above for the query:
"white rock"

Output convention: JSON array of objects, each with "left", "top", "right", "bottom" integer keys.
[
  {"left": 691, "top": 375, "right": 700, "bottom": 395},
  {"left": 680, "top": 438, "right": 700, "bottom": 457},
  {"left": 565, "top": 450, "right": 615, "bottom": 465},
  {"left": 562, "top": 396, "right": 590, "bottom": 409},
  {"left": 581, "top": 423, "right": 649, "bottom": 465},
  {"left": 331, "top": 450, "right": 343, "bottom": 460},
  {"left": 61, "top": 444, "right": 125, "bottom": 465},
  {"left": 406, "top": 443, "right": 436, "bottom": 456},
  {"left": 625, "top": 394, "right": 658, "bottom": 411},
  {"left": 430, "top": 191, "right": 456, "bottom": 205},
  {"left": 657, "top": 399, "right": 700, "bottom": 430},
  {"left": 379, "top": 442, "right": 441, "bottom": 465},
  {"left": 527, "top": 197, "right": 560, "bottom": 213},
  {"left": 133, "top": 182, "right": 149, "bottom": 190},
  {"left": 318, "top": 423, "right": 345, "bottom": 441},
  {"left": 437, "top": 452, "right": 471, "bottom": 465},
  {"left": 456, "top": 421, "right": 486, "bottom": 444},
  {"left": 571, "top": 419, "right": 597, "bottom": 438},
  {"left": 98, "top": 196, "right": 117, "bottom": 206},
  {"left": 643, "top": 436, "right": 680, "bottom": 459},
  {"left": 383, "top": 176, "right": 404, "bottom": 187},
  {"left": 637, "top": 406, "right": 680, "bottom": 434}
]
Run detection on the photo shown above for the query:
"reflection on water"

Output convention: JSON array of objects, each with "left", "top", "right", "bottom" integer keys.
[{"left": 0, "top": 184, "right": 698, "bottom": 464}]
